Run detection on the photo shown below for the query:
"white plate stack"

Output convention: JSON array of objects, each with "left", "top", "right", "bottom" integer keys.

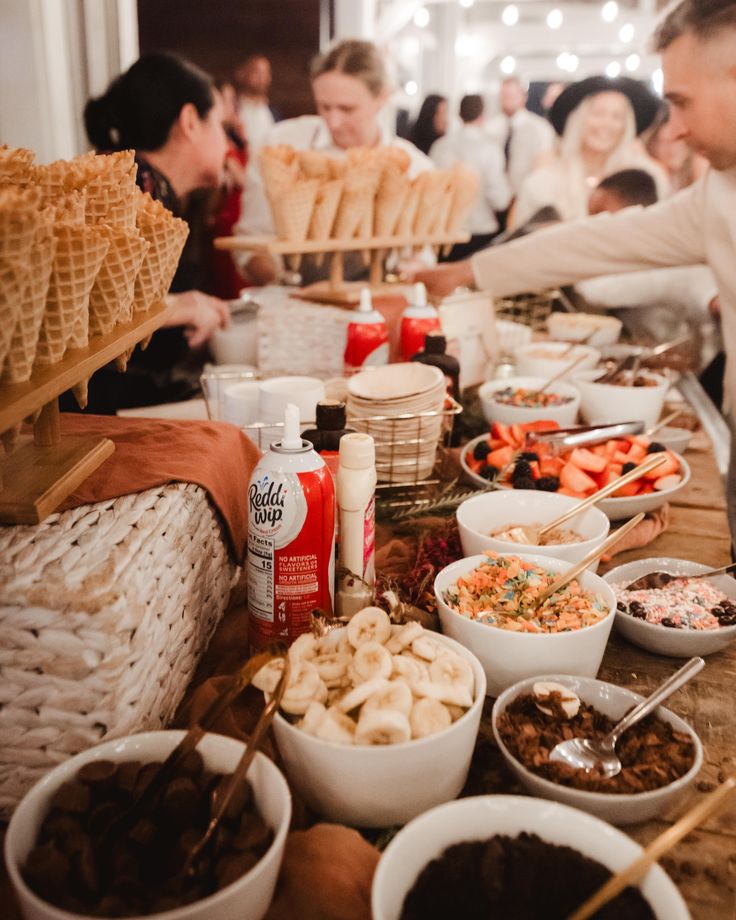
[{"left": 347, "top": 363, "right": 447, "bottom": 483}]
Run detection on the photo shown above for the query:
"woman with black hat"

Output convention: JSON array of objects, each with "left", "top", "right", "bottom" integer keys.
[{"left": 510, "top": 75, "right": 667, "bottom": 230}]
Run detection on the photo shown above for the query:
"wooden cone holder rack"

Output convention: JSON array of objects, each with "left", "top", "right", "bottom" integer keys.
[
  {"left": 0, "top": 301, "right": 169, "bottom": 524},
  {"left": 214, "top": 231, "right": 469, "bottom": 306}
]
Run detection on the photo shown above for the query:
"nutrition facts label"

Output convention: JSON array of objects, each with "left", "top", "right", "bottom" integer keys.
[{"left": 247, "top": 532, "right": 274, "bottom": 622}]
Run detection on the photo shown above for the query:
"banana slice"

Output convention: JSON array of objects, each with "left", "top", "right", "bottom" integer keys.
[
  {"left": 445, "top": 703, "right": 466, "bottom": 722},
  {"left": 314, "top": 708, "right": 357, "bottom": 745},
  {"left": 313, "top": 651, "right": 352, "bottom": 686},
  {"left": 346, "top": 606, "right": 392, "bottom": 648},
  {"left": 533, "top": 681, "right": 581, "bottom": 719},
  {"left": 410, "top": 698, "right": 452, "bottom": 739},
  {"left": 363, "top": 680, "right": 413, "bottom": 718},
  {"left": 392, "top": 654, "right": 430, "bottom": 685},
  {"left": 288, "top": 632, "right": 318, "bottom": 662},
  {"left": 410, "top": 635, "right": 443, "bottom": 661},
  {"left": 386, "top": 621, "right": 424, "bottom": 654},
  {"left": 282, "top": 683, "right": 327, "bottom": 715},
  {"left": 299, "top": 701, "right": 327, "bottom": 736},
  {"left": 350, "top": 640, "right": 393, "bottom": 683},
  {"left": 355, "top": 708, "right": 411, "bottom": 745},
  {"left": 336, "top": 677, "right": 392, "bottom": 713},
  {"left": 429, "top": 653, "right": 475, "bottom": 696},
  {"left": 413, "top": 680, "right": 473, "bottom": 709},
  {"left": 252, "top": 658, "right": 285, "bottom": 694}
]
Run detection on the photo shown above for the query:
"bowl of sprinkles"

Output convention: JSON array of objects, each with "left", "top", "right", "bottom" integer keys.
[
  {"left": 479, "top": 376, "right": 581, "bottom": 427},
  {"left": 434, "top": 552, "right": 616, "bottom": 695},
  {"left": 605, "top": 557, "right": 736, "bottom": 657}
]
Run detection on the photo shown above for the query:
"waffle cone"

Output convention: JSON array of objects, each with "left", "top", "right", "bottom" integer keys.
[
  {"left": 297, "top": 150, "right": 331, "bottom": 180},
  {"left": 36, "top": 223, "right": 109, "bottom": 365},
  {"left": 0, "top": 145, "right": 35, "bottom": 185},
  {"left": 332, "top": 177, "right": 375, "bottom": 240},
  {"left": 0, "top": 188, "right": 40, "bottom": 263},
  {"left": 395, "top": 181, "right": 422, "bottom": 236},
  {"left": 307, "top": 179, "right": 343, "bottom": 241},
  {"left": 270, "top": 179, "right": 319, "bottom": 242},
  {"left": 427, "top": 171, "right": 454, "bottom": 234},
  {"left": 71, "top": 378, "right": 89, "bottom": 410},
  {"left": 413, "top": 171, "right": 448, "bottom": 236},
  {"left": 0, "top": 261, "right": 26, "bottom": 377},
  {"left": 374, "top": 169, "right": 410, "bottom": 237},
  {"left": 2, "top": 210, "right": 57, "bottom": 384},
  {"left": 445, "top": 164, "right": 480, "bottom": 233},
  {"left": 115, "top": 345, "right": 135, "bottom": 372},
  {"left": 260, "top": 153, "right": 297, "bottom": 198},
  {"left": 134, "top": 202, "right": 189, "bottom": 312},
  {"left": 89, "top": 226, "right": 149, "bottom": 335}
]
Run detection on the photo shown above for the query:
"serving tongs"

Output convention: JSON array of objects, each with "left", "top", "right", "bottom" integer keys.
[
  {"left": 524, "top": 420, "right": 645, "bottom": 452},
  {"left": 98, "top": 645, "right": 289, "bottom": 876},
  {"left": 595, "top": 333, "right": 691, "bottom": 384}
]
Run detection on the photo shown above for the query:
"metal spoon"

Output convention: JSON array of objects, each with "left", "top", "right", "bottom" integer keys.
[
  {"left": 549, "top": 656, "right": 704, "bottom": 778},
  {"left": 527, "top": 351, "right": 591, "bottom": 400},
  {"left": 623, "top": 560, "right": 736, "bottom": 592}
]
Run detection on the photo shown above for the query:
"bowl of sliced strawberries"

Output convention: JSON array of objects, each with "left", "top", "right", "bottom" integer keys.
[{"left": 461, "top": 422, "right": 690, "bottom": 521}]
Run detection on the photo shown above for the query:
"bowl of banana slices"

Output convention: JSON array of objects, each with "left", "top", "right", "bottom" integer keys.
[{"left": 253, "top": 606, "right": 486, "bottom": 828}]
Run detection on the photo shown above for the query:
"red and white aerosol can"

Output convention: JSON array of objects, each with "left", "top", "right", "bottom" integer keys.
[
  {"left": 399, "top": 282, "right": 441, "bottom": 361},
  {"left": 247, "top": 403, "right": 336, "bottom": 651},
  {"left": 344, "top": 287, "right": 389, "bottom": 372}
]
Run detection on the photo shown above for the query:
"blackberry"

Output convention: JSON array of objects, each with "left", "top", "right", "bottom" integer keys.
[
  {"left": 513, "top": 477, "right": 536, "bottom": 490},
  {"left": 661, "top": 618, "right": 679, "bottom": 628},
  {"left": 518, "top": 451, "right": 539, "bottom": 462},
  {"left": 622, "top": 462, "right": 637, "bottom": 474},
  {"left": 512, "top": 459, "right": 533, "bottom": 481},
  {"left": 536, "top": 476, "right": 560, "bottom": 492},
  {"left": 647, "top": 442, "right": 667, "bottom": 453},
  {"left": 629, "top": 601, "right": 647, "bottom": 620},
  {"left": 473, "top": 440, "right": 491, "bottom": 461},
  {"left": 478, "top": 463, "right": 500, "bottom": 481}
]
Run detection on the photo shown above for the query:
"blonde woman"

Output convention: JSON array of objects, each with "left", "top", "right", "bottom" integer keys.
[
  {"left": 235, "top": 39, "right": 431, "bottom": 284},
  {"left": 510, "top": 76, "right": 666, "bottom": 229}
]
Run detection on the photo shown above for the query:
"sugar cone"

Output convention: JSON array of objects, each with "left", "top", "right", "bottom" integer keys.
[
  {"left": 89, "top": 226, "right": 149, "bottom": 335},
  {"left": 395, "top": 181, "right": 422, "bottom": 236},
  {"left": 35, "top": 223, "right": 109, "bottom": 366},
  {"left": 373, "top": 169, "right": 410, "bottom": 237},
  {"left": 445, "top": 164, "right": 480, "bottom": 233},
  {"left": 2, "top": 209, "right": 57, "bottom": 384},
  {"left": 0, "top": 261, "right": 26, "bottom": 377}
]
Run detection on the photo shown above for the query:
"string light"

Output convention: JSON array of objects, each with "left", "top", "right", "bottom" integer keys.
[
  {"left": 459, "top": 0, "right": 475, "bottom": 8},
  {"left": 606, "top": 61, "right": 622, "bottom": 77},
  {"left": 547, "top": 8, "right": 563, "bottom": 29},
  {"left": 502, "top": 5, "right": 519, "bottom": 26},
  {"left": 625, "top": 53, "right": 640, "bottom": 72},
  {"left": 413, "top": 6, "right": 430, "bottom": 28},
  {"left": 405, "top": 80, "right": 418, "bottom": 96},
  {"left": 619, "top": 23, "right": 635, "bottom": 42},
  {"left": 500, "top": 55, "right": 516, "bottom": 74},
  {"left": 601, "top": 1, "right": 619, "bottom": 23}
]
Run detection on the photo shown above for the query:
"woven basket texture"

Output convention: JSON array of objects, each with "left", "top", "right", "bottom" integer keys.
[{"left": 0, "top": 483, "right": 237, "bottom": 816}]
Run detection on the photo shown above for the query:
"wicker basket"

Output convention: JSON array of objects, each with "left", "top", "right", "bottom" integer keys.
[
  {"left": 494, "top": 290, "right": 559, "bottom": 332},
  {"left": 0, "top": 483, "right": 237, "bottom": 815}
]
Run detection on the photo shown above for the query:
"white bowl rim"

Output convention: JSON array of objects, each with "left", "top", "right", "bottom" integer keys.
[
  {"left": 514, "top": 341, "right": 601, "bottom": 357},
  {"left": 603, "top": 556, "right": 736, "bottom": 638},
  {"left": 456, "top": 490, "right": 610, "bottom": 549},
  {"left": 347, "top": 363, "right": 445, "bottom": 401},
  {"left": 4, "top": 730, "right": 292, "bottom": 920},
  {"left": 273, "top": 631, "right": 486, "bottom": 753},
  {"left": 434, "top": 552, "right": 616, "bottom": 640},
  {"left": 479, "top": 376, "right": 582, "bottom": 399},
  {"left": 598, "top": 451, "right": 691, "bottom": 504},
  {"left": 372, "top": 792, "right": 688, "bottom": 915},
  {"left": 491, "top": 673, "right": 704, "bottom": 804},
  {"left": 573, "top": 367, "right": 670, "bottom": 388}
]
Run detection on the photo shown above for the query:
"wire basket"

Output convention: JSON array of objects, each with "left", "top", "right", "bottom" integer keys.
[
  {"left": 200, "top": 368, "right": 461, "bottom": 487},
  {"left": 494, "top": 289, "right": 560, "bottom": 332}
]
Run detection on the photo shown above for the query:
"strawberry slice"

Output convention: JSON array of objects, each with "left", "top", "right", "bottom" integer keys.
[
  {"left": 560, "top": 462, "right": 598, "bottom": 494},
  {"left": 569, "top": 447, "right": 607, "bottom": 473}
]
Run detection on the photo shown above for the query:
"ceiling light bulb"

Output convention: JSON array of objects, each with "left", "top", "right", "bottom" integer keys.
[
  {"left": 547, "top": 9, "right": 563, "bottom": 29},
  {"left": 502, "top": 4, "right": 519, "bottom": 26},
  {"left": 413, "top": 6, "right": 430, "bottom": 28},
  {"left": 405, "top": 80, "right": 418, "bottom": 96},
  {"left": 567, "top": 54, "right": 579, "bottom": 72},
  {"left": 602, "top": 1, "right": 618, "bottom": 23},
  {"left": 625, "top": 53, "right": 640, "bottom": 72},
  {"left": 619, "top": 23, "right": 634, "bottom": 42},
  {"left": 459, "top": 0, "right": 475, "bottom": 8},
  {"left": 606, "top": 61, "right": 622, "bottom": 78},
  {"left": 500, "top": 55, "right": 516, "bottom": 74}
]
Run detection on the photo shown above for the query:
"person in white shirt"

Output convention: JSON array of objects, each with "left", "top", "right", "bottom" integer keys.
[
  {"left": 511, "top": 75, "right": 668, "bottom": 229},
  {"left": 486, "top": 76, "right": 555, "bottom": 197},
  {"left": 235, "top": 39, "right": 431, "bottom": 285},
  {"left": 233, "top": 54, "right": 279, "bottom": 153},
  {"left": 429, "top": 94, "right": 512, "bottom": 258},
  {"left": 413, "top": 0, "right": 736, "bottom": 540}
]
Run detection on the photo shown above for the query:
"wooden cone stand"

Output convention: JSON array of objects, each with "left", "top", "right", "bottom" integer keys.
[{"left": 0, "top": 301, "right": 169, "bottom": 524}]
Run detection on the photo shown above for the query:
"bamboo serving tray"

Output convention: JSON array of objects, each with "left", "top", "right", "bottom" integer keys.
[{"left": 0, "top": 301, "right": 170, "bottom": 524}]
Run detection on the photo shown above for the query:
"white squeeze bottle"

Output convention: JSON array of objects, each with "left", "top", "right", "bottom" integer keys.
[
  {"left": 335, "top": 433, "right": 377, "bottom": 618},
  {"left": 399, "top": 281, "right": 441, "bottom": 361},
  {"left": 344, "top": 287, "right": 389, "bottom": 372}
]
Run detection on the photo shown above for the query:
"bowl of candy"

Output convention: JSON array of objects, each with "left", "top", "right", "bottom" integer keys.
[
  {"left": 514, "top": 341, "right": 600, "bottom": 381},
  {"left": 573, "top": 368, "right": 670, "bottom": 429},
  {"left": 479, "top": 376, "right": 581, "bottom": 427},
  {"left": 546, "top": 311, "right": 623, "bottom": 347},
  {"left": 4, "top": 730, "right": 292, "bottom": 920},
  {"left": 433, "top": 552, "right": 616, "bottom": 696},
  {"left": 492, "top": 674, "right": 703, "bottom": 825},
  {"left": 456, "top": 489, "right": 610, "bottom": 570},
  {"left": 251, "top": 608, "right": 486, "bottom": 828},
  {"left": 371, "top": 794, "right": 689, "bottom": 920},
  {"left": 604, "top": 557, "right": 736, "bottom": 657}
]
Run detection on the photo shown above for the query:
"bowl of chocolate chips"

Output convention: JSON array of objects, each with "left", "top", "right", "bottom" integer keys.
[
  {"left": 371, "top": 794, "right": 689, "bottom": 920},
  {"left": 491, "top": 674, "right": 702, "bottom": 826},
  {"left": 4, "top": 730, "right": 291, "bottom": 920}
]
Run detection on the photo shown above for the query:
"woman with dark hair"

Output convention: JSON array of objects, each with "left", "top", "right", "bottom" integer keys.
[
  {"left": 74, "top": 52, "right": 231, "bottom": 413},
  {"left": 409, "top": 94, "right": 448, "bottom": 155}
]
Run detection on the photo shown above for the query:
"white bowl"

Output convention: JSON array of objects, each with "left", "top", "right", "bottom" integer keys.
[
  {"left": 259, "top": 375, "right": 325, "bottom": 425},
  {"left": 272, "top": 630, "right": 486, "bottom": 828},
  {"left": 434, "top": 553, "right": 616, "bottom": 697},
  {"left": 347, "top": 363, "right": 444, "bottom": 402},
  {"left": 574, "top": 368, "right": 670, "bottom": 429},
  {"left": 4, "top": 730, "right": 291, "bottom": 920},
  {"left": 492, "top": 674, "right": 703, "bottom": 825},
  {"left": 514, "top": 341, "right": 600, "bottom": 381},
  {"left": 456, "top": 490, "right": 610, "bottom": 572},
  {"left": 479, "top": 376, "right": 581, "bottom": 427},
  {"left": 223, "top": 380, "right": 262, "bottom": 426},
  {"left": 604, "top": 557, "right": 736, "bottom": 657},
  {"left": 210, "top": 313, "right": 258, "bottom": 366},
  {"left": 371, "top": 794, "right": 690, "bottom": 920},
  {"left": 495, "top": 319, "right": 532, "bottom": 356},
  {"left": 597, "top": 452, "right": 691, "bottom": 521},
  {"left": 655, "top": 426, "right": 693, "bottom": 454},
  {"left": 546, "top": 312, "right": 623, "bottom": 347}
]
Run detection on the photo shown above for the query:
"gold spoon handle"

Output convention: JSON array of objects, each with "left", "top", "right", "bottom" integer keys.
[
  {"left": 530, "top": 351, "right": 590, "bottom": 397},
  {"left": 536, "top": 453, "right": 665, "bottom": 540},
  {"left": 567, "top": 776, "right": 736, "bottom": 920},
  {"left": 535, "top": 513, "right": 645, "bottom": 608},
  {"left": 645, "top": 409, "right": 681, "bottom": 438}
]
